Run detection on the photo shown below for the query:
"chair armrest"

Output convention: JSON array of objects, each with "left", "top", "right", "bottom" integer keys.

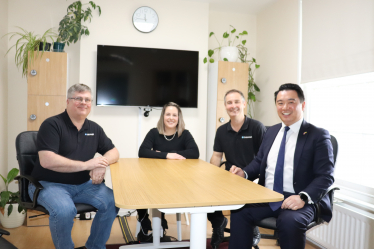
[
  {"left": 315, "top": 186, "right": 340, "bottom": 223},
  {"left": 15, "top": 175, "right": 44, "bottom": 209},
  {"left": 15, "top": 175, "right": 43, "bottom": 189},
  {"left": 0, "top": 228, "right": 10, "bottom": 237}
]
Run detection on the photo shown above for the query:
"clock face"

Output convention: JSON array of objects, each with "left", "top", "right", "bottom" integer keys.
[{"left": 132, "top": 6, "right": 159, "bottom": 33}]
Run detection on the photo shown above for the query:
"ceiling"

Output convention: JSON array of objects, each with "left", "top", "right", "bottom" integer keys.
[{"left": 183, "top": 0, "right": 279, "bottom": 15}]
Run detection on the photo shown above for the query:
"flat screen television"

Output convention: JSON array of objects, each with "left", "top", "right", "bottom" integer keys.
[{"left": 96, "top": 45, "right": 199, "bottom": 107}]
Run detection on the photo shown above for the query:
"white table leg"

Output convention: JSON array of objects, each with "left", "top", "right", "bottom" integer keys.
[
  {"left": 190, "top": 212, "right": 207, "bottom": 249},
  {"left": 176, "top": 213, "right": 182, "bottom": 241},
  {"left": 151, "top": 209, "right": 161, "bottom": 246}
]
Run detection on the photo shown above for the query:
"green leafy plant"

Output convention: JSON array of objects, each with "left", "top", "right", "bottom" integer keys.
[
  {"left": 0, "top": 168, "right": 25, "bottom": 216},
  {"left": 203, "top": 25, "right": 248, "bottom": 63},
  {"left": 237, "top": 44, "right": 261, "bottom": 118},
  {"left": 3, "top": 27, "right": 57, "bottom": 77},
  {"left": 57, "top": 1, "right": 101, "bottom": 45}
]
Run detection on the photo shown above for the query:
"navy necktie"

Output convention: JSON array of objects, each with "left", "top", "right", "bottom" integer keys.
[{"left": 269, "top": 126, "right": 290, "bottom": 211}]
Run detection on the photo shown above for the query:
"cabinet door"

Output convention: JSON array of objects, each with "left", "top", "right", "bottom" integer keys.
[
  {"left": 27, "top": 52, "right": 67, "bottom": 96},
  {"left": 215, "top": 100, "right": 230, "bottom": 128},
  {"left": 215, "top": 61, "right": 249, "bottom": 130},
  {"left": 27, "top": 95, "right": 66, "bottom": 131},
  {"left": 217, "top": 61, "right": 249, "bottom": 102}
]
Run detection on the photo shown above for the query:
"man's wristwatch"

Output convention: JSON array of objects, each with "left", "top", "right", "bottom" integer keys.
[{"left": 299, "top": 193, "right": 308, "bottom": 203}]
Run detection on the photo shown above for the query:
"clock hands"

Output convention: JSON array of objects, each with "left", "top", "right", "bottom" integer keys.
[{"left": 135, "top": 14, "right": 147, "bottom": 22}]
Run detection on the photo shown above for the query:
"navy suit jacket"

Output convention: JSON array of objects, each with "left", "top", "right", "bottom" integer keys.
[{"left": 243, "top": 120, "right": 335, "bottom": 222}]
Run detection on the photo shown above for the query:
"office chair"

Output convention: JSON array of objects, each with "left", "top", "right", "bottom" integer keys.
[
  {"left": 254, "top": 135, "right": 339, "bottom": 246},
  {"left": 221, "top": 135, "right": 339, "bottom": 249},
  {"left": 0, "top": 228, "right": 17, "bottom": 249},
  {"left": 14, "top": 131, "right": 97, "bottom": 224}
]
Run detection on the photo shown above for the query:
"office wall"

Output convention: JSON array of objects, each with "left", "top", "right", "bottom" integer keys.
[
  {"left": 255, "top": 0, "right": 299, "bottom": 126},
  {"left": 6, "top": 0, "right": 84, "bottom": 174},
  {"left": 6, "top": 0, "right": 209, "bottom": 173},
  {"left": 0, "top": 0, "right": 8, "bottom": 190},
  {"left": 79, "top": 0, "right": 209, "bottom": 160}
]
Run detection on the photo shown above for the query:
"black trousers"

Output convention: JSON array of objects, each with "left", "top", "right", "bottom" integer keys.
[
  {"left": 137, "top": 209, "right": 166, "bottom": 221},
  {"left": 207, "top": 211, "right": 225, "bottom": 227},
  {"left": 228, "top": 195, "right": 316, "bottom": 249}
]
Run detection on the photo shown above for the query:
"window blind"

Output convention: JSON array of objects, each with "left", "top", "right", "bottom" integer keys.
[{"left": 301, "top": 0, "right": 374, "bottom": 83}]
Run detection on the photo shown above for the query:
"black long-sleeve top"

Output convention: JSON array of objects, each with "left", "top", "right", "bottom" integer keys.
[{"left": 138, "top": 128, "right": 199, "bottom": 159}]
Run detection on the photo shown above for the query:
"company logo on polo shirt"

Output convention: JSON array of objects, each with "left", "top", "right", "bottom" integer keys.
[
  {"left": 242, "top": 136, "right": 252, "bottom": 139},
  {"left": 85, "top": 133, "right": 95, "bottom": 136}
]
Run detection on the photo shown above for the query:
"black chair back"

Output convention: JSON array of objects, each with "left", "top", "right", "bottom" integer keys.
[
  {"left": 15, "top": 131, "right": 38, "bottom": 203},
  {"left": 330, "top": 135, "right": 338, "bottom": 164}
]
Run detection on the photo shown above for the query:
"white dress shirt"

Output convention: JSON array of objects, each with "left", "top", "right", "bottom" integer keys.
[{"left": 265, "top": 118, "right": 303, "bottom": 193}]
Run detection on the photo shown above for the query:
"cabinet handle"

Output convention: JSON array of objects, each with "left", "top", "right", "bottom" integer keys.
[
  {"left": 219, "top": 117, "right": 225, "bottom": 123},
  {"left": 30, "top": 70, "right": 37, "bottom": 76},
  {"left": 221, "top": 78, "right": 227, "bottom": 84},
  {"left": 30, "top": 114, "right": 37, "bottom": 120}
]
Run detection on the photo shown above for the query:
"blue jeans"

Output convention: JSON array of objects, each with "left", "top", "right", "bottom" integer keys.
[{"left": 28, "top": 180, "right": 119, "bottom": 249}]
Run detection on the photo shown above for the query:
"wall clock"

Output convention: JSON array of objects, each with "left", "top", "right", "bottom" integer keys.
[{"left": 132, "top": 6, "right": 159, "bottom": 33}]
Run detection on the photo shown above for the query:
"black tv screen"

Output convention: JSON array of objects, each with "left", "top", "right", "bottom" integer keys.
[{"left": 96, "top": 45, "right": 199, "bottom": 107}]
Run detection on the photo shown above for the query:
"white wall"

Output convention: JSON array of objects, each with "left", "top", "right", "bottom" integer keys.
[
  {"left": 6, "top": 0, "right": 81, "bottom": 175},
  {"left": 255, "top": 0, "right": 299, "bottom": 126},
  {"left": 79, "top": 0, "right": 209, "bottom": 160},
  {"left": 0, "top": 0, "right": 8, "bottom": 190}
]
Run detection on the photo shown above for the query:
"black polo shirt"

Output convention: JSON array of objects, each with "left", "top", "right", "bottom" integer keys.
[
  {"left": 31, "top": 110, "right": 115, "bottom": 185},
  {"left": 213, "top": 116, "right": 266, "bottom": 171}
]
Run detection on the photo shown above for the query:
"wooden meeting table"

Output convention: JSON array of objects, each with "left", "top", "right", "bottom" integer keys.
[{"left": 110, "top": 158, "right": 283, "bottom": 249}]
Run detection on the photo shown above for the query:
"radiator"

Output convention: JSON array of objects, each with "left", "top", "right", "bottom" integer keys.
[{"left": 307, "top": 203, "right": 374, "bottom": 249}]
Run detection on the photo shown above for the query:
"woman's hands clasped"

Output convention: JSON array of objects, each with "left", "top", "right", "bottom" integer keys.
[{"left": 166, "top": 153, "right": 186, "bottom": 160}]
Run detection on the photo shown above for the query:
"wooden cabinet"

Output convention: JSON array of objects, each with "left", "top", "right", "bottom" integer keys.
[
  {"left": 26, "top": 52, "right": 67, "bottom": 226},
  {"left": 27, "top": 52, "right": 67, "bottom": 131},
  {"left": 206, "top": 61, "right": 249, "bottom": 161},
  {"left": 206, "top": 61, "right": 248, "bottom": 216}
]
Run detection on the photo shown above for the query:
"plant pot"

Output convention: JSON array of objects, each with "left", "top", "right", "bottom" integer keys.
[
  {"left": 0, "top": 204, "right": 26, "bottom": 228},
  {"left": 53, "top": 42, "right": 65, "bottom": 52},
  {"left": 38, "top": 42, "right": 51, "bottom": 51},
  {"left": 220, "top": 46, "right": 239, "bottom": 62}
]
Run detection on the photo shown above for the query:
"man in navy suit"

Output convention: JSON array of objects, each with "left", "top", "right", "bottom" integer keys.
[{"left": 229, "top": 83, "right": 334, "bottom": 249}]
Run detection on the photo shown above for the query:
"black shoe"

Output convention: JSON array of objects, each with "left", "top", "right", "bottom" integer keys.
[
  {"left": 137, "top": 231, "right": 153, "bottom": 243},
  {"left": 253, "top": 226, "right": 261, "bottom": 246},
  {"left": 211, "top": 217, "right": 228, "bottom": 249}
]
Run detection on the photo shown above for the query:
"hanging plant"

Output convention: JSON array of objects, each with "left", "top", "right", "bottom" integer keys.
[{"left": 237, "top": 44, "right": 261, "bottom": 118}]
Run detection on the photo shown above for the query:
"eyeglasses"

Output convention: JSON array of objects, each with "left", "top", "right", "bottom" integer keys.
[{"left": 69, "top": 97, "right": 93, "bottom": 104}]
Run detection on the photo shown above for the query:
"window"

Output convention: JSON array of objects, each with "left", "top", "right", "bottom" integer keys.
[{"left": 302, "top": 72, "right": 374, "bottom": 208}]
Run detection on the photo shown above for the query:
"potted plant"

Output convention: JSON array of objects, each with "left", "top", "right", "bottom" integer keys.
[
  {"left": 54, "top": 0, "right": 101, "bottom": 52},
  {"left": 0, "top": 168, "right": 26, "bottom": 228},
  {"left": 203, "top": 25, "right": 248, "bottom": 63},
  {"left": 3, "top": 27, "right": 57, "bottom": 77},
  {"left": 237, "top": 44, "right": 261, "bottom": 118}
]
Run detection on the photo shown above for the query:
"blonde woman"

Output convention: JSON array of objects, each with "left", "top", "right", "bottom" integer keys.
[{"left": 137, "top": 102, "right": 199, "bottom": 242}]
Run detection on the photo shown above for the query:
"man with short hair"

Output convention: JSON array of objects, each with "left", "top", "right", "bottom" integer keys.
[
  {"left": 209, "top": 89, "right": 266, "bottom": 249},
  {"left": 29, "top": 83, "right": 119, "bottom": 249},
  {"left": 229, "top": 83, "right": 335, "bottom": 249}
]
